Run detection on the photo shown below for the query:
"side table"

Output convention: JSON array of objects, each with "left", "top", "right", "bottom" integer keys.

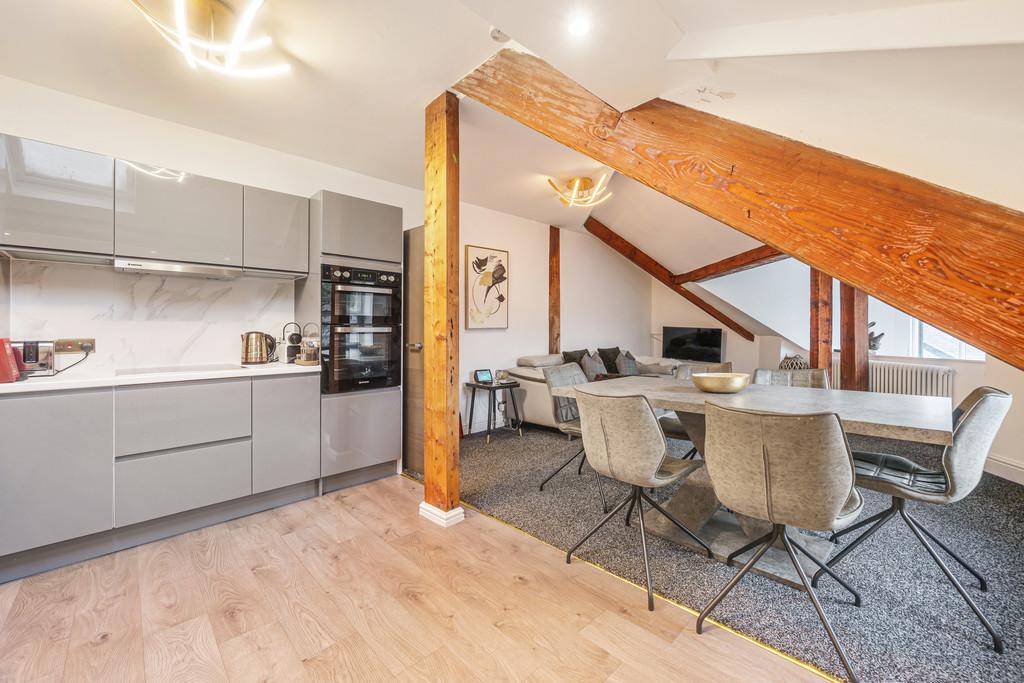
[{"left": 465, "top": 380, "right": 523, "bottom": 444}]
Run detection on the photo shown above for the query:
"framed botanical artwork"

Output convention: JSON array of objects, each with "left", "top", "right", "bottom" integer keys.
[{"left": 465, "top": 244, "right": 509, "bottom": 329}]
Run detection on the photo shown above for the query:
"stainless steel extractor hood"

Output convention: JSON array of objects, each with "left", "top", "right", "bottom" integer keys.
[{"left": 114, "top": 258, "right": 242, "bottom": 279}]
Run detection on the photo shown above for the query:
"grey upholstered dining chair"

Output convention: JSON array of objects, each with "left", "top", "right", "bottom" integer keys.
[
  {"left": 537, "top": 363, "right": 607, "bottom": 512},
  {"left": 697, "top": 403, "right": 864, "bottom": 683},
  {"left": 566, "top": 390, "right": 711, "bottom": 611},
  {"left": 659, "top": 361, "right": 734, "bottom": 460},
  {"left": 752, "top": 367, "right": 831, "bottom": 389},
  {"left": 814, "top": 386, "right": 1012, "bottom": 654}
]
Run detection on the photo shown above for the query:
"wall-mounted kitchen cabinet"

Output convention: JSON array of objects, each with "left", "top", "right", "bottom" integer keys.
[
  {"left": 0, "top": 388, "right": 114, "bottom": 556},
  {"left": 0, "top": 134, "right": 114, "bottom": 259},
  {"left": 243, "top": 186, "right": 309, "bottom": 276},
  {"left": 115, "top": 160, "right": 242, "bottom": 267},
  {"left": 315, "top": 190, "right": 402, "bottom": 263}
]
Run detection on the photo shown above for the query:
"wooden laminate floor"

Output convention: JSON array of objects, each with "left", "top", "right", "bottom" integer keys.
[{"left": 0, "top": 476, "right": 826, "bottom": 682}]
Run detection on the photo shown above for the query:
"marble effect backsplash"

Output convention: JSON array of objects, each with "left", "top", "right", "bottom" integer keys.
[{"left": 9, "top": 260, "right": 295, "bottom": 376}]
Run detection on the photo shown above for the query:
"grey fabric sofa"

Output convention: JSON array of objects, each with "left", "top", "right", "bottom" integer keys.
[{"left": 506, "top": 352, "right": 714, "bottom": 428}]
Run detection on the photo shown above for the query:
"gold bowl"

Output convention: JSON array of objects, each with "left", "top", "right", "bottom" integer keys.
[{"left": 691, "top": 372, "right": 750, "bottom": 394}]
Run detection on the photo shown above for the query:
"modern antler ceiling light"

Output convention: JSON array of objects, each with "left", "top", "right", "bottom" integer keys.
[
  {"left": 548, "top": 174, "right": 612, "bottom": 208},
  {"left": 131, "top": 0, "right": 290, "bottom": 78}
]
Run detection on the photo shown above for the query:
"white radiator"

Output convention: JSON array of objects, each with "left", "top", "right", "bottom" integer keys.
[{"left": 830, "top": 358, "right": 954, "bottom": 397}]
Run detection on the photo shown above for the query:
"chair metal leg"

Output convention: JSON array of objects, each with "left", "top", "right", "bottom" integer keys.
[
  {"left": 624, "top": 492, "right": 637, "bottom": 527},
  {"left": 594, "top": 469, "right": 609, "bottom": 514},
  {"left": 782, "top": 533, "right": 860, "bottom": 683},
  {"left": 539, "top": 447, "right": 584, "bottom": 491},
  {"left": 566, "top": 492, "right": 634, "bottom": 563},
  {"left": 789, "top": 537, "right": 862, "bottom": 607},
  {"left": 898, "top": 501, "right": 1004, "bottom": 654},
  {"left": 829, "top": 500, "right": 898, "bottom": 543},
  {"left": 812, "top": 504, "right": 898, "bottom": 587},
  {"left": 640, "top": 490, "right": 713, "bottom": 558},
  {"left": 697, "top": 525, "right": 781, "bottom": 634},
  {"left": 725, "top": 530, "right": 776, "bottom": 566},
  {"left": 634, "top": 491, "right": 655, "bottom": 611},
  {"left": 904, "top": 510, "right": 988, "bottom": 591},
  {"left": 577, "top": 452, "right": 586, "bottom": 475},
  {"left": 682, "top": 446, "right": 698, "bottom": 460}
]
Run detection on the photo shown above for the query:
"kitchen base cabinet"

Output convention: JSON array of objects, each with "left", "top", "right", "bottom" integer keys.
[
  {"left": 252, "top": 374, "right": 320, "bottom": 493},
  {"left": 0, "top": 388, "right": 114, "bottom": 557},
  {"left": 115, "top": 439, "right": 252, "bottom": 527},
  {"left": 321, "top": 388, "right": 401, "bottom": 477}
]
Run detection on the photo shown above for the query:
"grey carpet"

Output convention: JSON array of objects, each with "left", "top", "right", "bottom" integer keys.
[{"left": 441, "top": 426, "right": 1023, "bottom": 683}]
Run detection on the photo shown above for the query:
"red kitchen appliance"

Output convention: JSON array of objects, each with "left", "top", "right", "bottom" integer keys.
[{"left": 0, "top": 339, "right": 22, "bottom": 383}]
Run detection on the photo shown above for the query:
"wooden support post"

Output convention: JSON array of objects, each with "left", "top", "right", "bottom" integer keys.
[
  {"left": 810, "top": 269, "right": 833, "bottom": 370},
  {"left": 840, "top": 283, "right": 869, "bottom": 391},
  {"left": 421, "top": 91, "right": 463, "bottom": 527},
  {"left": 548, "top": 226, "right": 560, "bottom": 354}
]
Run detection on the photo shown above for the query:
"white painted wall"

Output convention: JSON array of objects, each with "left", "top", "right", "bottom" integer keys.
[
  {"left": 458, "top": 224, "right": 653, "bottom": 432},
  {"left": 649, "top": 280, "right": 760, "bottom": 374},
  {"left": 702, "top": 259, "right": 810, "bottom": 349},
  {"left": 560, "top": 230, "right": 650, "bottom": 355},
  {"left": 458, "top": 205, "right": 549, "bottom": 433}
]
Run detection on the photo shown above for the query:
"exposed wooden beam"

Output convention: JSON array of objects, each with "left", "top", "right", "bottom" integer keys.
[
  {"left": 810, "top": 269, "right": 833, "bottom": 370},
  {"left": 454, "top": 49, "right": 1024, "bottom": 370},
  {"left": 584, "top": 217, "right": 755, "bottom": 342},
  {"left": 548, "top": 226, "right": 561, "bottom": 354},
  {"left": 671, "top": 245, "right": 786, "bottom": 284},
  {"left": 840, "top": 283, "right": 869, "bottom": 391},
  {"left": 422, "top": 91, "right": 461, "bottom": 521}
]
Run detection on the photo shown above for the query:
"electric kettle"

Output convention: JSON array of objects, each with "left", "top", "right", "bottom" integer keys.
[{"left": 241, "top": 331, "right": 277, "bottom": 364}]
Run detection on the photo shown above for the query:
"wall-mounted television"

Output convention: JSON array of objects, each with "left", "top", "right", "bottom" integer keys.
[{"left": 662, "top": 327, "right": 724, "bottom": 363}]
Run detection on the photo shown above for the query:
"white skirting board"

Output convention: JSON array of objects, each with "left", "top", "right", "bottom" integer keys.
[
  {"left": 419, "top": 501, "right": 466, "bottom": 527},
  {"left": 984, "top": 453, "right": 1024, "bottom": 486}
]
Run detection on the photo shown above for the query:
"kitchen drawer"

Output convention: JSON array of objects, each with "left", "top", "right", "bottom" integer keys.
[
  {"left": 321, "top": 388, "right": 401, "bottom": 477},
  {"left": 115, "top": 378, "right": 251, "bottom": 457},
  {"left": 115, "top": 439, "right": 252, "bottom": 527}
]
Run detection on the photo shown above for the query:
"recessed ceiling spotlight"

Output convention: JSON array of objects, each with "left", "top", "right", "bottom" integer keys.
[
  {"left": 567, "top": 12, "right": 591, "bottom": 38},
  {"left": 489, "top": 26, "right": 510, "bottom": 43}
]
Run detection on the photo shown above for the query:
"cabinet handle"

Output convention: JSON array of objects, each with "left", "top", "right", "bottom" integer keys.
[{"left": 406, "top": 343, "right": 423, "bottom": 352}]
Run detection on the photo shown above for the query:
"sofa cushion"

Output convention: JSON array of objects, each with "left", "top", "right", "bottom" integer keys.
[
  {"left": 579, "top": 352, "right": 608, "bottom": 381},
  {"left": 639, "top": 362, "right": 676, "bottom": 376},
  {"left": 616, "top": 351, "right": 640, "bottom": 376},
  {"left": 516, "top": 354, "right": 564, "bottom": 368},
  {"left": 562, "top": 349, "right": 588, "bottom": 365},
  {"left": 597, "top": 347, "right": 621, "bottom": 370}
]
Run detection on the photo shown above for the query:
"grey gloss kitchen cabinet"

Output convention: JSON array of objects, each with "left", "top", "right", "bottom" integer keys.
[
  {"left": 0, "top": 388, "right": 114, "bottom": 556},
  {"left": 243, "top": 186, "right": 309, "bottom": 274},
  {"left": 252, "top": 374, "right": 319, "bottom": 492},
  {"left": 316, "top": 191, "right": 402, "bottom": 262},
  {"left": 115, "top": 160, "right": 242, "bottom": 266},
  {"left": 0, "top": 134, "right": 114, "bottom": 256},
  {"left": 321, "top": 388, "right": 401, "bottom": 477}
]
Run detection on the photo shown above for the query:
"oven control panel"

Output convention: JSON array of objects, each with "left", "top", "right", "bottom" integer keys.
[{"left": 322, "top": 264, "right": 400, "bottom": 287}]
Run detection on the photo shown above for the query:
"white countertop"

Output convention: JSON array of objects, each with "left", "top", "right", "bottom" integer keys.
[{"left": 0, "top": 362, "right": 321, "bottom": 395}]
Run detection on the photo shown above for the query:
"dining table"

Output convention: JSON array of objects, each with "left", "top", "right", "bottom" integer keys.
[{"left": 551, "top": 375, "right": 954, "bottom": 587}]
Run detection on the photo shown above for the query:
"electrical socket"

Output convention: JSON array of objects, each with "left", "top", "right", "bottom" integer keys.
[{"left": 55, "top": 338, "right": 96, "bottom": 354}]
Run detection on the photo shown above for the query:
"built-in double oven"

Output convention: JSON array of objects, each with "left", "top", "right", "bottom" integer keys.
[{"left": 321, "top": 261, "right": 402, "bottom": 393}]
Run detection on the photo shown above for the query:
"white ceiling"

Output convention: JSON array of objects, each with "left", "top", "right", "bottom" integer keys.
[
  {"left": 0, "top": 0, "right": 1019, "bottom": 274},
  {"left": 0, "top": 0, "right": 497, "bottom": 189},
  {"left": 460, "top": 98, "right": 611, "bottom": 229},
  {"left": 590, "top": 175, "right": 762, "bottom": 275}
]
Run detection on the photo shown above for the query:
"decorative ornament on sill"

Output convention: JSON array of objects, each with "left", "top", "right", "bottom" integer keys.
[
  {"left": 130, "top": 0, "right": 290, "bottom": 78},
  {"left": 548, "top": 174, "right": 612, "bottom": 208}
]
